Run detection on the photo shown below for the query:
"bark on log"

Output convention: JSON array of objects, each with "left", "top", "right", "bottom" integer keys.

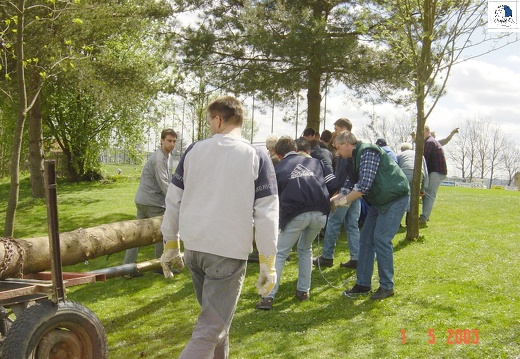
[{"left": 0, "top": 217, "right": 163, "bottom": 279}]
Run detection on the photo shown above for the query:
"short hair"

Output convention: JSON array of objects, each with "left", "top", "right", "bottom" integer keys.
[
  {"left": 296, "top": 137, "right": 311, "bottom": 152},
  {"left": 400, "top": 142, "right": 413, "bottom": 151},
  {"left": 308, "top": 138, "right": 319, "bottom": 147},
  {"left": 320, "top": 130, "right": 333, "bottom": 143},
  {"left": 375, "top": 138, "right": 387, "bottom": 147},
  {"left": 265, "top": 133, "right": 279, "bottom": 149},
  {"left": 207, "top": 96, "right": 243, "bottom": 126},
  {"left": 334, "top": 118, "right": 353, "bottom": 131},
  {"left": 161, "top": 128, "right": 177, "bottom": 140},
  {"left": 275, "top": 137, "right": 297, "bottom": 157},
  {"left": 302, "top": 127, "right": 316, "bottom": 137},
  {"left": 334, "top": 130, "right": 357, "bottom": 146}
]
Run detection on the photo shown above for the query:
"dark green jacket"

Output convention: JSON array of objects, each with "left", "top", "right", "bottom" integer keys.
[{"left": 353, "top": 142, "right": 409, "bottom": 212}]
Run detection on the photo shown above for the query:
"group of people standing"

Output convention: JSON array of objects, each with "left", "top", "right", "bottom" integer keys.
[{"left": 124, "top": 95, "right": 453, "bottom": 358}]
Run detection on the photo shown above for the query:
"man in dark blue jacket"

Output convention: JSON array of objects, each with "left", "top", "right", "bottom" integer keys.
[{"left": 256, "top": 137, "right": 337, "bottom": 310}]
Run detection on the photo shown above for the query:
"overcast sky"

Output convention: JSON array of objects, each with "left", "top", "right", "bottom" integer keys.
[{"left": 246, "top": 36, "right": 520, "bottom": 179}]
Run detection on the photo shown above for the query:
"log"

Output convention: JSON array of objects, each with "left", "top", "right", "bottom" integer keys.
[{"left": 0, "top": 216, "right": 163, "bottom": 279}]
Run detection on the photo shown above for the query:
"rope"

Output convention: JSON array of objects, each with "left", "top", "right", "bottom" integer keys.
[{"left": 314, "top": 234, "right": 352, "bottom": 290}]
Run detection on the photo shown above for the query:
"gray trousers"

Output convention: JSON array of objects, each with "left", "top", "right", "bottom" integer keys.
[
  {"left": 123, "top": 204, "right": 165, "bottom": 264},
  {"left": 179, "top": 249, "right": 247, "bottom": 359}
]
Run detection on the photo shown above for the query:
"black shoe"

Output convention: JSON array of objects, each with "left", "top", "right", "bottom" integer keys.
[
  {"left": 339, "top": 260, "right": 358, "bottom": 269},
  {"left": 342, "top": 284, "right": 371, "bottom": 298},
  {"left": 123, "top": 272, "right": 144, "bottom": 279},
  {"left": 312, "top": 255, "right": 333, "bottom": 267},
  {"left": 295, "top": 290, "right": 309, "bottom": 301},
  {"left": 370, "top": 287, "right": 394, "bottom": 300},
  {"left": 256, "top": 297, "right": 274, "bottom": 310}
]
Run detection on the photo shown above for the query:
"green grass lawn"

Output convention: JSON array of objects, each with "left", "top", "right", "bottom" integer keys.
[{"left": 1, "top": 171, "right": 519, "bottom": 358}]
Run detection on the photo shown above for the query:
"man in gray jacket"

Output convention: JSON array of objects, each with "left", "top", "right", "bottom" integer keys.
[{"left": 123, "top": 128, "right": 177, "bottom": 273}]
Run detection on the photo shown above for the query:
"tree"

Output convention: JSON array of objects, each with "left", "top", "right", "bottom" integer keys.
[
  {"left": 0, "top": 105, "right": 18, "bottom": 177},
  {"left": 173, "top": 0, "right": 408, "bottom": 132},
  {"left": 501, "top": 141, "right": 520, "bottom": 186},
  {"left": 360, "top": 113, "right": 416, "bottom": 149},
  {"left": 0, "top": 217, "right": 163, "bottom": 279},
  {"left": 448, "top": 120, "right": 474, "bottom": 181},
  {"left": 1, "top": 0, "right": 84, "bottom": 199},
  {"left": 1, "top": 0, "right": 175, "bottom": 235},
  {"left": 0, "top": 0, "right": 74, "bottom": 236},
  {"left": 380, "top": 0, "right": 518, "bottom": 240},
  {"left": 482, "top": 122, "right": 506, "bottom": 188},
  {"left": 450, "top": 118, "right": 509, "bottom": 187}
]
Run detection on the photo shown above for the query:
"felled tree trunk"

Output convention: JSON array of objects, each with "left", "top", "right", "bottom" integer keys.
[{"left": 0, "top": 217, "right": 163, "bottom": 279}]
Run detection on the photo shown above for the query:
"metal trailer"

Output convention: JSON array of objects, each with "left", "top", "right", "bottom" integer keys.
[{"left": 0, "top": 160, "right": 161, "bottom": 358}]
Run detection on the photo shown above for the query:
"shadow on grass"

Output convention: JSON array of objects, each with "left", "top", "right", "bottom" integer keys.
[
  {"left": 66, "top": 269, "right": 197, "bottom": 356},
  {"left": 233, "top": 265, "right": 380, "bottom": 358},
  {"left": 393, "top": 235, "right": 422, "bottom": 252}
]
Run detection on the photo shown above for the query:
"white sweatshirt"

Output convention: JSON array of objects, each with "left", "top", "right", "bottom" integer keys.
[{"left": 161, "top": 134, "right": 279, "bottom": 260}]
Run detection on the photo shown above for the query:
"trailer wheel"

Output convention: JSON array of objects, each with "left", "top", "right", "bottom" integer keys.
[
  {"left": 0, "top": 300, "right": 107, "bottom": 359},
  {"left": 0, "top": 306, "right": 13, "bottom": 340}
]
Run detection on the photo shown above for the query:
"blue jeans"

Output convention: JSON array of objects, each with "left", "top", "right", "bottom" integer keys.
[
  {"left": 321, "top": 198, "right": 361, "bottom": 260},
  {"left": 356, "top": 195, "right": 408, "bottom": 290},
  {"left": 123, "top": 204, "right": 165, "bottom": 264},
  {"left": 268, "top": 211, "right": 327, "bottom": 298},
  {"left": 179, "top": 249, "right": 247, "bottom": 359},
  {"left": 420, "top": 172, "right": 446, "bottom": 221}
]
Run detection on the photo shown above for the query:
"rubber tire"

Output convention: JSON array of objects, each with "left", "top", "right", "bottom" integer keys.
[
  {"left": 0, "top": 299, "right": 107, "bottom": 359},
  {"left": 0, "top": 306, "right": 12, "bottom": 340}
]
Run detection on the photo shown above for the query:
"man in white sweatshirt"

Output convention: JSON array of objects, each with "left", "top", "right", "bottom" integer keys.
[{"left": 160, "top": 96, "right": 279, "bottom": 359}]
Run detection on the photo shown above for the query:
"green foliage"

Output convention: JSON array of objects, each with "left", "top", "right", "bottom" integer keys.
[
  {"left": 29, "top": 0, "right": 176, "bottom": 181},
  {"left": 174, "top": 0, "right": 409, "bottom": 130},
  {"left": 3, "top": 176, "right": 519, "bottom": 358},
  {"left": 0, "top": 0, "right": 176, "bottom": 182}
]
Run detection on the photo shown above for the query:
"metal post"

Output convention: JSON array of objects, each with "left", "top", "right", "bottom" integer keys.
[
  {"left": 44, "top": 160, "right": 66, "bottom": 302},
  {"left": 295, "top": 94, "right": 299, "bottom": 138},
  {"left": 323, "top": 80, "right": 328, "bottom": 132},
  {"left": 251, "top": 94, "right": 255, "bottom": 143},
  {"left": 271, "top": 97, "right": 275, "bottom": 133}
]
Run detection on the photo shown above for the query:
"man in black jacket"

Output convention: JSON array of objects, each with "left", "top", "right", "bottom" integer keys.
[{"left": 256, "top": 137, "right": 336, "bottom": 310}]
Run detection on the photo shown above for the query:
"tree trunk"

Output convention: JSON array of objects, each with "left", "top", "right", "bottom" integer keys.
[
  {"left": 306, "top": 65, "right": 322, "bottom": 131},
  {"left": 406, "top": 0, "right": 433, "bottom": 241},
  {"left": 29, "top": 87, "right": 46, "bottom": 198},
  {"left": 406, "top": 88, "right": 425, "bottom": 241},
  {"left": 0, "top": 217, "right": 163, "bottom": 279},
  {"left": 3, "top": 1, "right": 27, "bottom": 238}
]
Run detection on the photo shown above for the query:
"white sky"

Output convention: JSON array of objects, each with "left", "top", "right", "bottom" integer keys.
[
  {"left": 245, "top": 37, "right": 520, "bottom": 179},
  {"left": 155, "top": 15, "right": 520, "bottom": 179}
]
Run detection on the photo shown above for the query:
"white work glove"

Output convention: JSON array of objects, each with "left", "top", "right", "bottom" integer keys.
[
  {"left": 330, "top": 194, "right": 348, "bottom": 212},
  {"left": 256, "top": 253, "right": 277, "bottom": 296},
  {"left": 160, "top": 240, "right": 184, "bottom": 278}
]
